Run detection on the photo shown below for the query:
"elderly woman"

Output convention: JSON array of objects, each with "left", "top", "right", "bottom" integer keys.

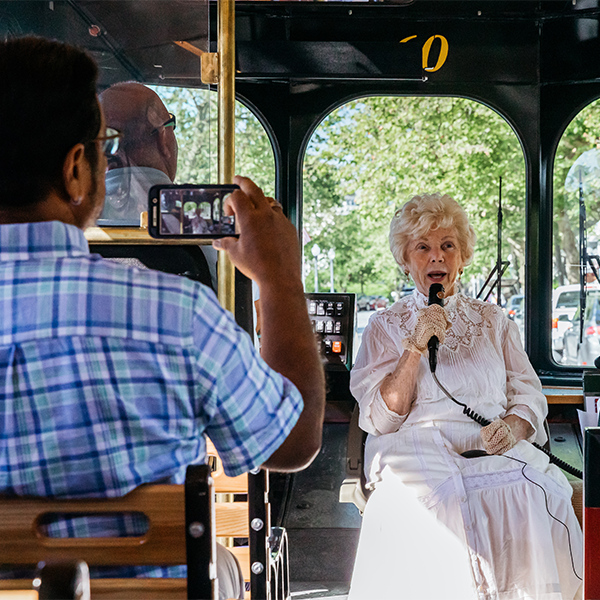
[{"left": 349, "top": 193, "right": 582, "bottom": 600}]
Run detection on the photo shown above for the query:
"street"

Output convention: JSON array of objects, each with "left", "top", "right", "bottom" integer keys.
[{"left": 353, "top": 308, "right": 376, "bottom": 364}]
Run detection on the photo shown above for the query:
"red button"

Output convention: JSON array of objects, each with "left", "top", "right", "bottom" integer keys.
[{"left": 332, "top": 341, "right": 342, "bottom": 353}]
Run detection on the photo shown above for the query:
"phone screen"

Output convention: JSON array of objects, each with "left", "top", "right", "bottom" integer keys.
[{"left": 149, "top": 184, "right": 239, "bottom": 238}]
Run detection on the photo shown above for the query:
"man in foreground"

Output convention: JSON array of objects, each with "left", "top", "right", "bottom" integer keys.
[{"left": 0, "top": 36, "right": 325, "bottom": 596}]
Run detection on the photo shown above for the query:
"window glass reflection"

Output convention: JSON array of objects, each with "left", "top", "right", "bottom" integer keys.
[
  {"left": 553, "top": 98, "right": 600, "bottom": 366},
  {"left": 98, "top": 86, "right": 275, "bottom": 226}
]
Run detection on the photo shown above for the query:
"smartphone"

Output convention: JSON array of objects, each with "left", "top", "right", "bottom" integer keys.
[{"left": 148, "top": 184, "right": 239, "bottom": 239}]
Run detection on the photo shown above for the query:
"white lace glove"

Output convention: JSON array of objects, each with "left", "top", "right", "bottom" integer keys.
[
  {"left": 480, "top": 419, "right": 517, "bottom": 455},
  {"left": 402, "top": 304, "right": 451, "bottom": 355}
]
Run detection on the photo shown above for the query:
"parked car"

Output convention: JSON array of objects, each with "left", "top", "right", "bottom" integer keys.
[
  {"left": 357, "top": 295, "right": 371, "bottom": 311},
  {"left": 561, "top": 290, "right": 600, "bottom": 365},
  {"left": 504, "top": 294, "right": 525, "bottom": 344},
  {"left": 552, "top": 313, "right": 573, "bottom": 361},
  {"left": 368, "top": 295, "right": 389, "bottom": 310},
  {"left": 553, "top": 284, "right": 587, "bottom": 321},
  {"left": 505, "top": 294, "right": 523, "bottom": 321},
  {"left": 552, "top": 284, "right": 599, "bottom": 361}
]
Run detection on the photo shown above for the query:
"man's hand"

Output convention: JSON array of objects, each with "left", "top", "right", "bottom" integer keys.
[
  {"left": 213, "top": 175, "right": 325, "bottom": 473},
  {"left": 213, "top": 176, "right": 301, "bottom": 289}
]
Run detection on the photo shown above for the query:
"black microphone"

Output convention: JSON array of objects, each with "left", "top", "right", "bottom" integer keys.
[{"left": 428, "top": 283, "right": 445, "bottom": 373}]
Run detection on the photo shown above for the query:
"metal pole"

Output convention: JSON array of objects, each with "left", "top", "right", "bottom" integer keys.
[
  {"left": 329, "top": 257, "right": 334, "bottom": 292},
  {"left": 314, "top": 257, "right": 319, "bottom": 292},
  {"left": 217, "top": 0, "right": 235, "bottom": 313},
  {"left": 496, "top": 176, "right": 502, "bottom": 306}
]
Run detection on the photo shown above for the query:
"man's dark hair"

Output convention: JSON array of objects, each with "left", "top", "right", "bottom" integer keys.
[{"left": 0, "top": 36, "right": 101, "bottom": 207}]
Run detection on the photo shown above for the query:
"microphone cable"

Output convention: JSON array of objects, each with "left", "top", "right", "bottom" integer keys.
[
  {"left": 424, "top": 282, "right": 581, "bottom": 478},
  {"left": 431, "top": 373, "right": 583, "bottom": 581},
  {"left": 502, "top": 454, "right": 582, "bottom": 581},
  {"left": 431, "top": 372, "right": 583, "bottom": 480}
]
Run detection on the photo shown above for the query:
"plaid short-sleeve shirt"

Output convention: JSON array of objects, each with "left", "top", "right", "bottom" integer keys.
[{"left": 0, "top": 221, "right": 303, "bottom": 577}]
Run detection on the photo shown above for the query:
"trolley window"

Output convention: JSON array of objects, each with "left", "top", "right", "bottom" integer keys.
[{"left": 553, "top": 98, "right": 600, "bottom": 367}]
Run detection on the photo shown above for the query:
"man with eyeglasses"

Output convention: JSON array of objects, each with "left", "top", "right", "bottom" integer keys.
[
  {"left": 99, "top": 82, "right": 219, "bottom": 289},
  {"left": 99, "top": 82, "right": 178, "bottom": 221},
  {"left": 0, "top": 36, "right": 325, "bottom": 599}
]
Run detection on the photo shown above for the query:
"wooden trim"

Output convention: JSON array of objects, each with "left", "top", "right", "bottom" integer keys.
[
  {"left": 85, "top": 227, "right": 213, "bottom": 246},
  {"left": 543, "top": 387, "right": 583, "bottom": 405},
  {"left": 230, "top": 546, "right": 251, "bottom": 581},
  {"left": 0, "top": 587, "right": 38, "bottom": 599},
  {"left": 212, "top": 471, "right": 248, "bottom": 494},
  {"left": 89, "top": 579, "right": 187, "bottom": 599},
  {"left": 215, "top": 503, "right": 249, "bottom": 537},
  {"left": 546, "top": 394, "right": 584, "bottom": 405},
  {"left": 206, "top": 439, "right": 249, "bottom": 494},
  {"left": 0, "top": 579, "right": 187, "bottom": 600}
]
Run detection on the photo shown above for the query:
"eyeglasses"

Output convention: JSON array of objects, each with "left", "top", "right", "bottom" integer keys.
[
  {"left": 95, "top": 127, "right": 122, "bottom": 156},
  {"left": 151, "top": 113, "right": 176, "bottom": 136}
]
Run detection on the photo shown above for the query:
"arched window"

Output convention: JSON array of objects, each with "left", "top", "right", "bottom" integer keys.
[{"left": 553, "top": 98, "right": 600, "bottom": 367}]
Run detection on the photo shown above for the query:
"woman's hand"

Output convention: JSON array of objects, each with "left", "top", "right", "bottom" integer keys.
[
  {"left": 481, "top": 415, "right": 533, "bottom": 454},
  {"left": 480, "top": 419, "right": 517, "bottom": 455},
  {"left": 403, "top": 304, "right": 451, "bottom": 355}
]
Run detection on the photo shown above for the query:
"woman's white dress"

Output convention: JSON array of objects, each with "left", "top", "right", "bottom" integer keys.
[{"left": 349, "top": 290, "right": 582, "bottom": 600}]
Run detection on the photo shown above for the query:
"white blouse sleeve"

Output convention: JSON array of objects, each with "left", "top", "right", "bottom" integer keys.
[
  {"left": 350, "top": 316, "right": 409, "bottom": 436},
  {"left": 502, "top": 318, "right": 548, "bottom": 445}
]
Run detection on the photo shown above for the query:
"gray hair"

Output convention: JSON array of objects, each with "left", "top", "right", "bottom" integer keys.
[{"left": 389, "top": 193, "right": 476, "bottom": 272}]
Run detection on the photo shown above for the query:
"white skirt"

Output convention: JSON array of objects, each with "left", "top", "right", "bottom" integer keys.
[{"left": 349, "top": 421, "right": 583, "bottom": 600}]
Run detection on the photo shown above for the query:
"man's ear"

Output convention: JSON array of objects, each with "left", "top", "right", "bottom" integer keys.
[
  {"left": 155, "top": 127, "right": 172, "bottom": 160},
  {"left": 62, "top": 143, "right": 87, "bottom": 205}
]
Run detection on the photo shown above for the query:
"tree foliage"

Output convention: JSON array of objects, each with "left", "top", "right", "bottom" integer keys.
[
  {"left": 553, "top": 99, "right": 600, "bottom": 286},
  {"left": 148, "top": 86, "right": 600, "bottom": 298},
  {"left": 151, "top": 86, "right": 275, "bottom": 196}
]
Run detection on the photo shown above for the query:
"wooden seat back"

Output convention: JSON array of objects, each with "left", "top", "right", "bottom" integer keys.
[
  {"left": 0, "top": 442, "right": 256, "bottom": 599},
  {"left": 0, "top": 485, "right": 186, "bottom": 567},
  {"left": 0, "top": 466, "right": 216, "bottom": 600}
]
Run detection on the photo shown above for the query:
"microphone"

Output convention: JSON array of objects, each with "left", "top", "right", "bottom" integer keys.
[{"left": 428, "top": 283, "right": 445, "bottom": 373}]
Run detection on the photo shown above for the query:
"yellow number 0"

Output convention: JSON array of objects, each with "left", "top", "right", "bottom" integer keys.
[{"left": 422, "top": 35, "right": 448, "bottom": 72}]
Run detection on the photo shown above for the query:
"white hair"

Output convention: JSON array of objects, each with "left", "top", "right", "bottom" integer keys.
[{"left": 389, "top": 192, "right": 476, "bottom": 272}]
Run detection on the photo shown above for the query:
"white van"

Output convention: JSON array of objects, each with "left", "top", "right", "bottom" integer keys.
[
  {"left": 552, "top": 283, "right": 600, "bottom": 359},
  {"left": 553, "top": 283, "right": 600, "bottom": 319}
]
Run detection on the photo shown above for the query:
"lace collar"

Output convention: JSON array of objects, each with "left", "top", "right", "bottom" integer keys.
[
  {"left": 412, "top": 288, "right": 459, "bottom": 311},
  {"left": 384, "top": 289, "right": 501, "bottom": 351}
]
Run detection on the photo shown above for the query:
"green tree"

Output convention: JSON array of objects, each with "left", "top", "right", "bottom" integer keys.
[
  {"left": 151, "top": 86, "right": 275, "bottom": 196},
  {"left": 553, "top": 99, "right": 600, "bottom": 286}
]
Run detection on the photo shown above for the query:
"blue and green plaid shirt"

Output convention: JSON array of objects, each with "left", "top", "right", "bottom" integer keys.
[{"left": 0, "top": 220, "right": 303, "bottom": 577}]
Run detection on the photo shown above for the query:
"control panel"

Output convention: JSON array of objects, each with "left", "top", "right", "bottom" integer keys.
[{"left": 306, "top": 293, "right": 356, "bottom": 371}]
